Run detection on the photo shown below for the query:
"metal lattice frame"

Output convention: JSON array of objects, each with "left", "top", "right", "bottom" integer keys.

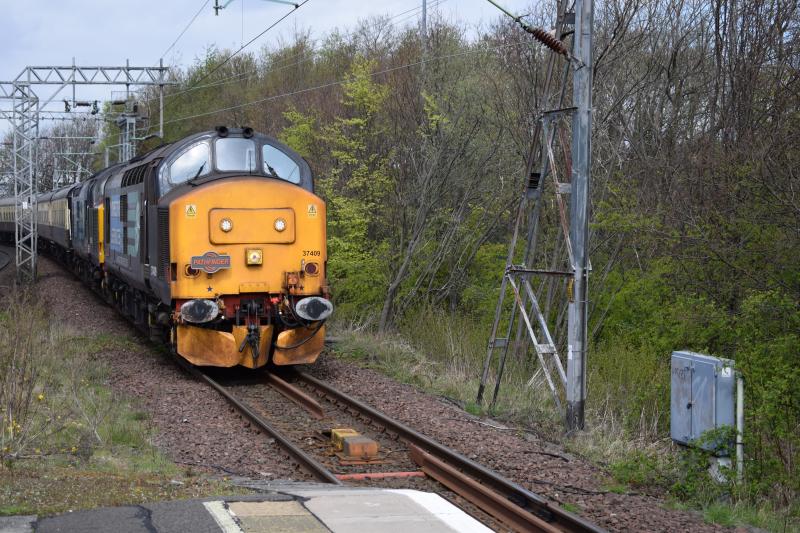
[
  {"left": 12, "top": 65, "right": 171, "bottom": 86},
  {"left": 0, "top": 61, "right": 173, "bottom": 281},
  {"left": 11, "top": 83, "right": 38, "bottom": 281},
  {"left": 477, "top": 0, "right": 594, "bottom": 432}
]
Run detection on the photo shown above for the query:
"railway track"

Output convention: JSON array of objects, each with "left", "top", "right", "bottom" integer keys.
[
  {"left": 177, "top": 355, "right": 603, "bottom": 533},
  {"left": 293, "top": 371, "right": 602, "bottom": 533},
  {"left": 174, "top": 358, "right": 340, "bottom": 484}
]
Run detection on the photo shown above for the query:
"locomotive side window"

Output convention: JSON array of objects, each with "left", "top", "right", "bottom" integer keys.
[
  {"left": 262, "top": 145, "right": 300, "bottom": 184},
  {"left": 162, "top": 141, "right": 210, "bottom": 194},
  {"left": 215, "top": 138, "right": 256, "bottom": 172}
]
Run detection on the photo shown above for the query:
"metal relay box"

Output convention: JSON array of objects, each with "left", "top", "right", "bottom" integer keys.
[{"left": 671, "top": 350, "right": 736, "bottom": 452}]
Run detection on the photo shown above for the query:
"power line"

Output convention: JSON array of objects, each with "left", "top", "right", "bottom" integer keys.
[
  {"left": 160, "top": 0, "right": 213, "bottom": 62},
  {"left": 152, "top": 0, "right": 446, "bottom": 104},
  {"left": 159, "top": 47, "right": 315, "bottom": 102},
  {"left": 187, "top": 0, "right": 311, "bottom": 89},
  {"left": 164, "top": 40, "right": 526, "bottom": 125},
  {"left": 391, "top": 0, "right": 449, "bottom": 26}
]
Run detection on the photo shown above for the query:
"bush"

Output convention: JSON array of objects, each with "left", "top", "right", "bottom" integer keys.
[{"left": 734, "top": 291, "right": 799, "bottom": 506}]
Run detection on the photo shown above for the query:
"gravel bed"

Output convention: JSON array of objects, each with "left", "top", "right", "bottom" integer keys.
[
  {"left": 226, "top": 378, "right": 505, "bottom": 529},
  {"left": 228, "top": 378, "right": 418, "bottom": 475},
  {"left": 304, "top": 356, "right": 727, "bottom": 532},
  {"left": 1, "top": 253, "right": 729, "bottom": 531},
  {"left": 12, "top": 255, "right": 308, "bottom": 483}
]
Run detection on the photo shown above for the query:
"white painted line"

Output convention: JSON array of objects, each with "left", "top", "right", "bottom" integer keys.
[
  {"left": 203, "top": 501, "right": 244, "bottom": 533},
  {"left": 388, "top": 489, "right": 493, "bottom": 532}
]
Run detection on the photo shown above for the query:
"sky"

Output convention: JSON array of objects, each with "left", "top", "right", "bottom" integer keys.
[{"left": 0, "top": 0, "right": 534, "bottom": 116}]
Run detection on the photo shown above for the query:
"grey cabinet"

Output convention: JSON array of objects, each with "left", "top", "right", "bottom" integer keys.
[{"left": 670, "top": 351, "right": 735, "bottom": 453}]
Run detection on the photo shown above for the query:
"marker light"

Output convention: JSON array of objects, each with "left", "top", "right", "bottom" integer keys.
[
  {"left": 246, "top": 248, "right": 263, "bottom": 266},
  {"left": 220, "top": 218, "right": 233, "bottom": 232},
  {"left": 274, "top": 218, "right": 286, "bottom": 232}
]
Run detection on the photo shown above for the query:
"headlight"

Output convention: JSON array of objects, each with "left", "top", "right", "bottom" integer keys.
[
  {"left": 220, "top": 218, "right": 233, "bottom": 232},
  {"left": 180, "top": 299, "right": 219, "bottom": 323},
  {"left": 295, "top": 297, "right": 334, "bottom": 321},
  {"left": 274, "top": 218, "right": 286, "bottom": 232},
  {"left": 246, "top": 248, "right": 263, "bottom": 265}
]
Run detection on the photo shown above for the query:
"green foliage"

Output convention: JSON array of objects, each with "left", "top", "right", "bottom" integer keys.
[
  {"left": 561, "top": 502, "right": 581, "bottom": 514},
  {"left": 734, "top": 291, "right": 800, "bottom": 505},
  {"left": 610, "top": 450, "right": 669, "bottom": 489},
  {"left": 589, "top": 262, "right": 735, "bottom": 436},
  {"left": 460, "top": 243, "right": 507, "bottom": 321},
  {"left": 86, "top": 14, "right": 797, "bottom": 522},
  {"left": 300, "top": 58, "right": 395, "bottom": 320},
  {"left": 279, "top": 107, "right": 317, "bottom": 159}
]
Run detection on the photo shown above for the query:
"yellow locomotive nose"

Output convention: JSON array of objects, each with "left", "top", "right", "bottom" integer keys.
[{"left": 169, "top": 176, "right": 329, "bottom": 369}]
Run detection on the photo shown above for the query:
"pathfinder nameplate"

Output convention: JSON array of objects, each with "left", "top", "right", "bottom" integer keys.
[{"left": 191, "top": 251, "right": 232, "bottom": 273}]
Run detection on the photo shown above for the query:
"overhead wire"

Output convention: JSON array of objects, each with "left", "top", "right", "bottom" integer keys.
[
  {"left": 163, "top": 39, "right": 526, "bottom": 126},
  {"left": 159, "top": 0, "right": 213, "bottom": 62},
  {"left": 147, "top": 0, "right": 457, "bottom": 133},
  {"left": 390, "top": 0, "right": 450, "bottom": 26},
  {"left": 162, "top": 47, "right": 314, "bottom": 101},
  {"left": 186, "top": 0, "right": 312, "bottom": 90},
  {"left": 147, "top": 0, "right": 447, "bottom": 106}
]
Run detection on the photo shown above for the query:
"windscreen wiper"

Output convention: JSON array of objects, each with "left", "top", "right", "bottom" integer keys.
[
  {"left": 265, "top": 163, "right": 283, "bottom": 180},
  {"left": 186, "top": 163, "right": 206, "bottom": 187}
]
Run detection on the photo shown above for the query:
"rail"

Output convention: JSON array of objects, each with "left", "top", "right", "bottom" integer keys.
[
  {"left": 175, "top": 359, "right": 341, "bottom": 485},
  {"left": 295, "top": 370, "right": 604, "bottom": 533}
]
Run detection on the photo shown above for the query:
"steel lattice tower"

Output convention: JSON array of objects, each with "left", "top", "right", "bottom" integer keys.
[
  {"left": 0, "top": 61, "right": 174, "bottom": 281},
  {"left": 478, "top": 0, "right": 594, "bottom": 431}
]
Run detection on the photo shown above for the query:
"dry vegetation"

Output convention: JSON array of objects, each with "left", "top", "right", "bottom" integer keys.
[
  {"left": 0, "top": 0, "right": 796, "bottom": 528},
  {"left": 0, "top": 287, "right": 237, "bottom": 516}
]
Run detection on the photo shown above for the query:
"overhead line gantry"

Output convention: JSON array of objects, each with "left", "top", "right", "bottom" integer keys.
[{"left": 0, "top": 61, "right": 174, "bottom": 282}]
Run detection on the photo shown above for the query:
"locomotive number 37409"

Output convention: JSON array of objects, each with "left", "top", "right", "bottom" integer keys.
[{"left": 303, "top": 250, "right": 321, "bottom": 257}]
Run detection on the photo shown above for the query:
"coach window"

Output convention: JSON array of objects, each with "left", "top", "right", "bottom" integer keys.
[
  {"left": 215, "top": 138, "right": 256, "bottom": 172},
  {"left": 161, "top": 141, "right": 210, "bottom": 195},
  {"left": 262, "top": 145, "right": 300, "bottom": 184}
]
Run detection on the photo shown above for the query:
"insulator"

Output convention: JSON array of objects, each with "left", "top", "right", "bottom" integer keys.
[{"left": 527, "top": 26, "right": 569, "bottom": 56}]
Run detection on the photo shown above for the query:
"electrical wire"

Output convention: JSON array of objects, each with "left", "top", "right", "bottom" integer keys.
[
  {"left": 150, "top": 0, "right": 447, "bottom": 105},
  {"left": 163, "top": 40, "right": 527, "bottom": 126},
  {"left": 186, "top": 0, "right": 312, "bottom": 90},
  {"left": 159, "top": 0, "right": 213, "bottom": 62},
  {"left": 390, "top": 0, "right": 450, "bottom": 26},
  {"left": 154, "top": 0, "right": 448, "bottom": 101},
  {"left": 153, "top": 47, "right": 315, "bottom": 103}
]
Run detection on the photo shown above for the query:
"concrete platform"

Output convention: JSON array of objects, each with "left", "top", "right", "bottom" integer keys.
[{"left": 5, "top": 486, "right": 492, "bottom": 533}]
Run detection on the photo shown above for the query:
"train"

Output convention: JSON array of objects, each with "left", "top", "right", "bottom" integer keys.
[{"left": 0, "top": 126, "right": 333, "bottom": 369}]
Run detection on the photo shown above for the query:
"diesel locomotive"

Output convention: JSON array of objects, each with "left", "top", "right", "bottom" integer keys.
[{"left": 0, "top": 127, "right": 333, "bottom": 369}]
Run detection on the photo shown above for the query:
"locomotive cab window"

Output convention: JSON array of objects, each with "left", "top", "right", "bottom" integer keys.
[
  {"left": 215, "top": 138, "right": 256, "bottom": 172},
  {"left": 262, "top": 145, "right": 300, "bottom": 184},
  {"left": 161, "top": 141, "right": 211, "bottom": 195}
]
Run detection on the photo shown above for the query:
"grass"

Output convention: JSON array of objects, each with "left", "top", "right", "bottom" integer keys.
[
  {"left": 663, "top": 500, "right": 798, "bottom": 532},
  {"left": 0, "top": 460, "right": 239, "bottom": 516},
  {"left": 0, "top": 288, "right": 247, "bottom": 517},
  {"left": 327, "top": 311, "right": 799, "bottom": 532},
  {"left": 330, "top": 307, "right": 564, "bottom": 435}
]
